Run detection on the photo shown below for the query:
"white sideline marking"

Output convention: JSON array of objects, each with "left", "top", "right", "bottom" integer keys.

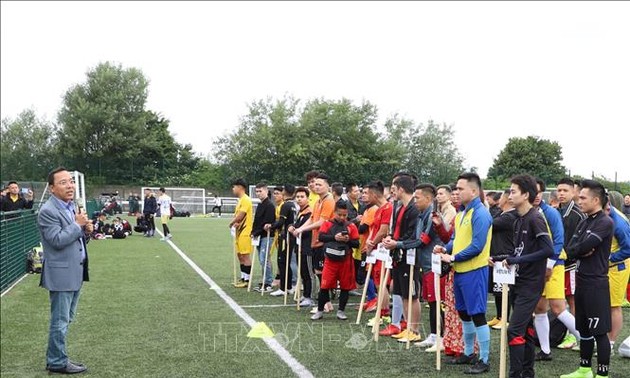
[
  {"left": 1, "top": 274, "right": 29, "bottom": 297},
  {"left": 242, "top": 303, "right": 361, "bottom": 309},
  {"left": 157, "top": 231, "right": 314, "bottom": 378}
]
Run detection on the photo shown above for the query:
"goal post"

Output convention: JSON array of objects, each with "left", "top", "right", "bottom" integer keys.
[{"left": 141, "top": 187, "right": 206, "bottom": 215}]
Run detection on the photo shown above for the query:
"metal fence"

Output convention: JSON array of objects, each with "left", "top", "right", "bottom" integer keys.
[{"left": 0, "top": 210, "right": 41, "bottom": 292}]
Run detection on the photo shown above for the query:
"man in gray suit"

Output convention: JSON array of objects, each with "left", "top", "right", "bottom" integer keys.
[{"left": 39, "top": 167, "right": 92, "bottom": 374}]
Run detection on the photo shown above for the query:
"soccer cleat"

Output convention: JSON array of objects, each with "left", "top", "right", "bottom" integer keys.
[
  {"left": 379, "top": 324, "right": 402, "bottom": 337},
  {"left": 535, "top": 351, "right": 553, "bottom": 361},
  {"left": 310, "top": 307, "right": 320, "bottom": 314},
  {"left": 336, "top": 310, "right": 348, "bottom": 320},
  {"left": 621, "top": 299, "right": 630, "bottom": 308},
  {"left": 166, "top": 234, "right": 172, "bottom": 240},
  {"left": 417, "top": 334, "right": 437, "bottom": 348},
  {"left": 559, "top": 367, "right": 594, "bottom": 378},
  {"left": 492, "top": 320, "right": 508, "bottom": 330},
  {"left": 449, "top": 353, "right": 478, "bottom": 365},
  {"left": 269, "top": 289, "right": 285, "bottom": 297},
  {"left": 558, "top": 334, "right": 578, "bottom": 349},
  {"left": 465, "top": 359, "right": 490, "bottom": 374},
  {"left": 424, "top": 343, "right": 445, "bottom": 352},
  {"left": 233, "top": 279, "right": 248, "bottom": 288},
  {"left": 391, "top": 329, "right": 410, "bottom": 340},
  {"left": 364, "top": 298, "right": 378, "bottom": 312},
  {"left": 299, "top": 298, "right": 313, "bottom": 307},
  {"left": 160, "top": 237, "right": 167, "bottom": 241},
  {"left": 487, "top": 317, "right": 500, "bottom": 327},
  {"left": 397, "top": 331, "right": 422, "bottom": 343},
  {"left": 311, "top": 311, "right": 324, "bottom": 320},
  {"left": 367, "top": 316, "right": 391, "bottom": 327}
]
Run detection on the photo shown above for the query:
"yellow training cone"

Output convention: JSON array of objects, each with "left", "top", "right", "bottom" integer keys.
[{"left": 247, "top": 322, "right": 275, "bottom": 338}]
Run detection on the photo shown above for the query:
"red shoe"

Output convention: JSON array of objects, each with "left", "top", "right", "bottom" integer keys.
[
  {"left": 445, "top": 347, "right": 455, "bottom": 356},
  {"left": 364, "top": 298, "right": 378, "bottom": 312},
  {"left": 379, "top": 324, "right": 402, "bottom": 336},
  {"left": 380, "top": 308, "right": 391, "bottom": 317},
  {"left": 400, "top": 320, "right": 408, "bottom": 330}
]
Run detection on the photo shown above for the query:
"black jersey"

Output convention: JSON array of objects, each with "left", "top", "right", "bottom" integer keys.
[
  {"left": 506, "top": 207, "right": 554, "bottom": 291},
  {"left": 490, "top": 209, "right": 518, "bottom": 257},
  {"left": 559, "top": 201, "right": 586, "bottom": 270},
  {"left": 566, "top": 210, "right": 614, "bottom": 285}
]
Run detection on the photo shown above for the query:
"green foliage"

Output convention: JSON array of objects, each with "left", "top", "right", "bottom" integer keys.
[
  {"left": 487, "top": 136, "right": 566, "bottom": 184},
  {"left": 0, "top": 109, "right": 57, "bottom": 182}
]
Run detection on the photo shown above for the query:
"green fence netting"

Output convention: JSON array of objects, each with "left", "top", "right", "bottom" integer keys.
[{"left": 0, "top": 210, "right": 41, "bottom": 292}]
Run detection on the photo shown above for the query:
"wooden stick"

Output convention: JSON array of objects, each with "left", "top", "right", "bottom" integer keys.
[
  {"left": 296, "top": 235, "right": 302, "bottom": 310},
  {"left": 406, "top": 265, "right": 415, "bottom": 350},
  {"left": 284, "top": 233, "right": 290, "bottom": 305},
  {"left": 499, "top": 283, "right": 509, "bottom": 378},
  {"left": 355, "top": 262, "right": 373, "bottom": 324},
  {"left": 373, "top": 262, "right": 389, "bottom": 341},
  {"left": 261, "top": 229, "right": 271, "bottom": 296},
  {"left": 247, "top": 237, "right": 257, "bottom": 292},
  {"left": 232, "top": 232, "right": 238, "bottom": 286},
  {"left": 435, "top": 272, "right": 441, "bottom": 370}
]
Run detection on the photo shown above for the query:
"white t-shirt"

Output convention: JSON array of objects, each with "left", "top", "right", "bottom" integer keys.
[
  {"left": 214, "top": 197, "right": 222, "bottom": 206},
  {"left": 158, "top": 194, "right": 172, "bottom": 216}
]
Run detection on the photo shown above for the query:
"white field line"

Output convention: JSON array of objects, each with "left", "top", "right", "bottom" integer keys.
[
  {"left": 1, "top": 274, "right": 29, "bottom": 297},
  {"left": 157, "top": 231, "right": 314, "bottom": 378}
]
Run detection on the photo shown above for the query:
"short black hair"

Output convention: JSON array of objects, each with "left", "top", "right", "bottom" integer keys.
[
  {"left": 255, "top": 182, "right": 267, "bottom": 189},
  {"left": 231, "top": 178, "right": 248, "bottom": 189},
  {"left": 273, "top": 185, "right": 283, "bottom": 193},
  {"left": 557, "top": 177, "right": 575, "bottom": 187},
  {"left": 457, "top": 172, "right": 482, "bottom": 190},
  {"left": 345, "top": 182, "right": 358, "bottom": 193},
  {"left": 305, "top": 170, "right": 320, "bottom": 181},
  {"left": 415, "top": 183, "right": 437, "bottom": 197},
  {"left": 365, "top": 181, "right": 385, "bottom": 195},
  {"left": 437, "top": 184, "right": 452, "bottom": 194},
  {"left": 315, "top": 173, "right": 330, "bottom": 183},
  {"left": 159, "top": 187, "right": 166, "bottom": 193},
  {"left": 491, "top": 192, "right": 502, "bottom": 202},
  {"left": 510, "top": 174, "right": 538, "bottom": 204},
  {"left": 535, "top": 177, "right": 546, "bottom": 193},
  {"left": 581, "top": 179, "right": 608, "bottom": 208},
  {"left": 7, "top": 181, "right": 18, "bottom": 186},
  {"left": 393, "top": 175, "right": 415, "bottom": 194},
  {"left": 331, "top": 182, "right": 344, "bottom": 197},
  {"left": 47, "top": 167, "right": 68, "bottom": 185},
  {"left": 283, "top": 184, "right": 296, "bottom": 196},
  {"left": 295, "top": 186, "right": 310, "bottom": 197},
  {"left": 335, "top": 199, "right": 348, "bottom": 210}
]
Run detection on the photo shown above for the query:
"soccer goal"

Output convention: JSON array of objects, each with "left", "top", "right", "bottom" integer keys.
[{"left": 141, "top": 187, "right": 206, "bottom": 215}]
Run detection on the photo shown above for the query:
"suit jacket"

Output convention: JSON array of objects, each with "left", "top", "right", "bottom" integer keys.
[{"left": 38, "top": 196, "right": 89, "bottom": 291}]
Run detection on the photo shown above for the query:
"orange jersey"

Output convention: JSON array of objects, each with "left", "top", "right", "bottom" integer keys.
[
  {"left": 311, "top": 193, "right": 335, "bottom": 248},
  {"left": 359, "top": 204, "right": 377, "bottom": 251}
]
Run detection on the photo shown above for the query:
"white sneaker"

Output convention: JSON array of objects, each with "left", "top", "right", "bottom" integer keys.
[
  {"left": 166, "top": 234, "right": 172, "bottom": 240},
  {"left": 417, "top": 334, "right": 437, "bottom": 348},
  {"left": 424, "top": 343, "right": 445, "bottom": 352},
  {"left": 310, "top": 307, "right": 319, "bottom": 314},
  {"left": 287, "top": 287, "right": 296, "bottom": 295},
  {"left": 159, "top": 237, "right": 167, "bottom": 241},
  {"left": 311, "top": 311, "right": 324, "bottom": 320},
  {"left": 299, "top": 298, "right": 313, "bottom": 307},
  {"left": 270, "top": 289, "right": 285, "bottom": 297}
]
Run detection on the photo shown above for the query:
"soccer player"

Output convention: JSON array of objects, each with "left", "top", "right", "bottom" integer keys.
[
  {"left": 289, "top": 187, "right": 314, "bottom": 307},
  {"left": 557, "top": 178, "right": 587, "bottom": 349},
  {"left": 561, "top": 180, "right": 614, "bottom": 378},
  {"left": 358, "top": 186, "right": 378, "bottom": 312},
  {"left": 487, "top": 189, "right": 517, "bottom": 330},
  {"left": 228, "top": 179, "right": 253, "bottom": 288},
  {"left": 436, "top": 184, "right": 457, "bottom": 232},
  {"left": 311, "top": 200, "right": 359, "bottom": 320},
  {"left": 533, "top": 178, "right": 580, "bottom": 361},
  {"left": 142, "top": 188, "right": 157, "bottom": 237},
  {"left": 251, "top": 182, "right": 276, "bottom": 293},
  {"left": 157, "top": 187, "right": 173, "bottom": 241},
  {"left": 305, "top": 170, "right": 320, "bottom": 209},
  {"left": 605, "top": 202, "right": 630, "bottom": 354},
  {"left": 491, "top": 174, "right": 553, "bottom": 378},
  {"left": 434, "top": 172, "right": 493, "bottom": 374},
  {"left": 267, "top": 184, "right": 298, "bottom": 297},
  {"left": 294, "top": 173, "right": 336, "bottom": 312},
  {"left": 381, "top": 176, "right": 421, "bottom": 342},
  {"left": 345, "top": 182, "right": 365, "bottom": 291}
]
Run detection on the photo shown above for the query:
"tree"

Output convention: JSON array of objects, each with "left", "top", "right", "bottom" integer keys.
[
  {"left": 487, "top": 136, "right": 566, "bottom": 184},
  {"left": 382, "top": 116, "right": 466, "bottom": 185},
  {"left": 0, "top": 109, "right": 57, "bottom": 182}
]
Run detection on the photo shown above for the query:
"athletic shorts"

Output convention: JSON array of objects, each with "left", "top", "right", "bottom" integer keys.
[
  {"left": 312, "top": 247, "right": 325, "bottom": 272},
  {"left": 235, "top": 235, "right": 252, "bottom": 255},
  {"left": 609, "top": 262, "right": 630, "bottom": 307},
  {"left": 454, "top": 268, "right": 489, "bottom": 316},
  {"left": 542, "top": 265, "right": 566, "bottom": 300},
  {"left": 564, "top": 270, "right": 576, "bottom": 297},
  {"left": 320, "top": 254, "right": 356, "bottom": 291},
  {"left": 161, "top": 214, "right": 170, "bottom": 224},
  {"left": 392, "top": 263, "right": 421, "bottom": 300},
  {"left": 422, "top": 271, "right": 446, "bottom": 302},
  {"left": 371, "top": 260, "right": 383, "bottom": 287},
  {"left": 575, "top": 281, "right": 611, "bottom": 335}
]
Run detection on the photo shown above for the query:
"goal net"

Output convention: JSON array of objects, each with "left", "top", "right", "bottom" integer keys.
[{"left": 141, "top": 187, "right": 206, "bottom": 215}]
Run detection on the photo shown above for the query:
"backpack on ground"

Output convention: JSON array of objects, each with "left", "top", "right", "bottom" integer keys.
[
  {"left": 533, "top": 312, "right": 567, "bottom": 348},
  {"left": 26, "top": 244, "right": 44, "bottom": 274}
]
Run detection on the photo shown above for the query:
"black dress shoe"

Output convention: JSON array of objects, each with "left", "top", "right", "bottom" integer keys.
[
  {"left": 464, "top": 359, "right": 490, "bottom": 374},
  {"left": 534, "top": 350, "right": 553, "bottom": 361},
  {"left": 448, "top": 353, "right": 478, "bottom": 365},
  {"left": 47, "top": 361, "right": 87, "bottom": 374}
]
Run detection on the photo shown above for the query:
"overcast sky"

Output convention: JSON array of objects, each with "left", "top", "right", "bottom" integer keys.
[{"left": 2, "top": 1, "right": 629, "bottom": 181}]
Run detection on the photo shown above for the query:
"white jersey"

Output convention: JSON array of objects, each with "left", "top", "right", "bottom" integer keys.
[{"left": 158, "top": 194, "right": 172, "bottom": 216}]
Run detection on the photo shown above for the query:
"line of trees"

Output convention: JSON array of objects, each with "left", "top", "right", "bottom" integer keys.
[{"left": 2, "top": 61, "right": 628, "bottom": 195}]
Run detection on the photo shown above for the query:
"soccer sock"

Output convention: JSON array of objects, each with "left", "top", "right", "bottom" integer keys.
[
  {"left": 534, "top": 313, "right": 551, "bottom": 354},
  {"left": 595, "top": 334, "right": 610, "bottom": 376},
  {"left": 366, "top": 278, "right": 377, "bottom": 301},
  {"left": 462, "top": 320, "right": 476, "bottom": 357},
  {"left": 558, "top": 309, "right": 580, "bottom": 339},
  {"left": 392, "top": 295, "right": 403, "bottom": 327},
  {"left": 339, "top": 290, "right": 349, "bottom": 311},
  {"left": 494, "top": 293, "right": 502, "bottom": 320},
  {"left": 318, "top": 289, "right": 330, "bottom": 312},
  {"left": 429, "top": 301, "right": 437, "bottom": 334},
  {"left": 476, "top": 324, "right": 491, "bottom": 363},
  {"left": 240, "top": 264, "right": 245, "bottom": 279},
  {"left": 243, "top": 265, "right": 251, "bottom": 280},
  {"left": 580, "top": 336, "right": 594, "bottom": 368}
]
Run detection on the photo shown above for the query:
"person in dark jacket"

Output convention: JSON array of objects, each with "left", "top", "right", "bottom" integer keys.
[
  {"left": 0, "top": 181, "right": 34, "bottom": 212},
  {"left": 252, "top": 182, "right": 276, "bottom": 292},
  {"left": 142, "top": 188, "right": 157, "bottom": 237}
]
